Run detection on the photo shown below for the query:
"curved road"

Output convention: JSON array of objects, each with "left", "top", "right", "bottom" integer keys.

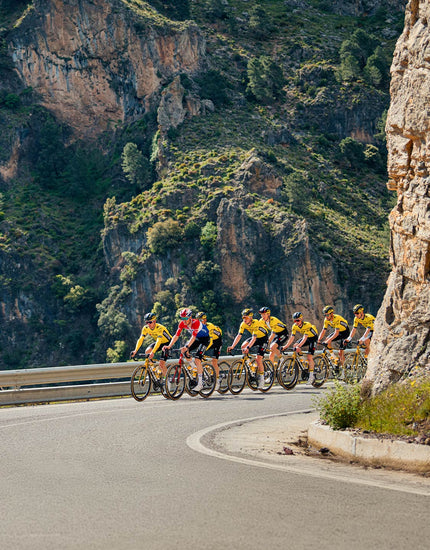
[{"left": 1, "top": 386, "right": 429, "bottom": 549}]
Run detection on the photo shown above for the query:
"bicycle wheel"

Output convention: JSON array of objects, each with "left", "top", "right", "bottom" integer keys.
[
  {"left": 313, "top": 356, "right": 328, "bottom": 388},
  {"left": 217, "top": 361, "right": 230, "bottom": 394},
  {"left": 343, "top": 353, "right": 357, "bottom": 383},
  {"left": 259, "top": 359, "right": 275, "bottom": 392},
  {"left": 165, "top": 364, "right": 185, "bottom": 400},
  {"left": 199, "top": 363, "right": 216, "bottom": 398},
  {"left": 277, "top": 357, "right": 299, "bottom": 390},
  {"left": 131, "top": 364, "right": 151, "bottom": 401},
  {"left": 228, "top": 359, "right": 246, "bottom": 394},
  {"left": 356, "top": 355, "right": 367, "bottom": 381},
  {"left": 246, "top": 359, "right": 259, "bottom": 391}
]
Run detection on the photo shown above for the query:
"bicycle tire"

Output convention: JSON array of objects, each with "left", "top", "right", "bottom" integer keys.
[
  {"left": 131, "top": 364, "right": 151, "bottom": 401},
  {"left": 217, "top": 361, "right": 230, "bottom": 394},
  {"left": 259, "top": 359, "right": 275, "bottom": 392},
  {"left": 313, "top": 356, "right": 329, "bottom": 388},
  {"left": 199, "top": 363, "right": 216, "bottom": 398},
  {"left": 246, "top": 359, "right": 259, "bottom": 391},
  {"left": 277, "top": 357, "right": 299, "bottom": 390},
  {"left": 227, "top": 359, "right": 246, "bottom": 394},
  {"left": 356, "top": 356, "right": 367, "bottom": 381},
  {"left": 165, "top": 364, "right": 185, "bottom": 400}
]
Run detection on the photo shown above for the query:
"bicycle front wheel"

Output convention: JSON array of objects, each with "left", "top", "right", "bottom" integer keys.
[
  {"left": 131, "top": 364, "right": 151, "bottom": 401},
  {"left": 199, "top": 363, "right": 216, "bottom": 398},
  {"left": 228, "top": 359, "right": 246, "bottom": 394},
  {"left": 217, "top": 361, "right": 230, "bottom": 394},
  {"left": 313, "top": 356, "right": 329, "bottom": 388},
  {"left": 259, "top": 359, "right": 275, "bottom": 392},
  {"left": 277, "top": 358, "right": 299, "bottom": 390},
  {"left": 165, "top": 364, "right": 185, "bottom": 400}
]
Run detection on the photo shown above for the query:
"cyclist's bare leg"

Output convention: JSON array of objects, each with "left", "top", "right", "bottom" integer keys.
[
  {"left": 364, "top": 338, "right": 371, "bottom": 357},
  {"left": 159, "top": 359, "right": 167, "bottom": 377},
  {"left": 212, "top": 358, "right": 219, "bottom": 378},
  {"left": 307, "top": 353, "right": 314, "bottom": 372},
  {"left": 339, "top": 349, "right": 345, "bottom": 366},
  {"left": 269, "top": 342, "right": 281, "bottom": 365}
]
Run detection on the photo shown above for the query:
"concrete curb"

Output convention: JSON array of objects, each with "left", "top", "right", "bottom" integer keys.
[{"left": 308, "top": 420, "right": 430, "bottom": 474}]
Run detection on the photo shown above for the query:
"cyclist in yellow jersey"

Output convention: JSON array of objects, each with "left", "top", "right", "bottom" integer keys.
[
  {"left": 317, "top": 305, "right": 350, "bottom": 366},
  {"left": 258, "top": 306, "right": 289, "bottom": 366},
  {"left": 227, "top": 308, "right": 269, "bottom": 390},
  {"left": 196, "top": 311, "right": 223, "bottom": 391},
  {"left": 345, "top": 304, "right": 374, "bottom": 358},
  {"left": 282, "top": 312, "right": 319, "bottom": 385},
  {"left": 130, "top": 312, "right": 172, "bottom": 376}
]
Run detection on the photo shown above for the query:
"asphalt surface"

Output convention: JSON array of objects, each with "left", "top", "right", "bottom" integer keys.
[{"left": 1, "top": 385, "right": 429, "bottom": 549}]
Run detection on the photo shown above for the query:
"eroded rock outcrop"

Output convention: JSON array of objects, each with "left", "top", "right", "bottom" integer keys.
[
  {"left": 9, "top": 0, "right": 205, "bottom": 139},
  {"left": 367, "top": 0, "right": 430, "bottom": 391}
]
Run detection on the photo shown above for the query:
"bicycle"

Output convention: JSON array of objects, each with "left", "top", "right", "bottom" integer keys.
[
  {"left": 165, "top": 350, "right": 216, "bottom": 400},
  {"left": 214, "top": 358, "right": 230, "bottom": 394},
  {"left": 227, "top": 350, "right": 274, "bottom": 394},
  {"left": 130, "top": 353, "right": 169, "bottom": 401},
  {"left": 314, "top": 343, "right": 345, "bottom": 382},
  {"left": 343, "top": 341, "right": 367, "bottom": 382},
  {"left": 277, "top": 348, "right": 328, "bottom": 389}
]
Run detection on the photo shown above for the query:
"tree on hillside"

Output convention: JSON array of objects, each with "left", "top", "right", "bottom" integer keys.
[
  {"left": 246, "top": 56, "right": 285, "bottom": 104},
  {"left": 121, "top": 142, "right": 151, "bottom": 190}
]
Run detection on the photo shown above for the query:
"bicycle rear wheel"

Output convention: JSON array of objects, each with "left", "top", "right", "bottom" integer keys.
[
  {"left": 165, "top": 364, "right": 185, "bottom": 400},
  {"left": 217, "top": 361, "right": 230, "bottom": 394},
  {"left": 277, "top": 358, "right": 299, "bottom": 390},
  {"left": 259, "top": 359, "right": 275, "bottom": 392},
  {"left": 246, "top": 359, "right": 259, "bottom": 391},
  {"left": 199, "top": 363, "right": 216, "bottom": 398},
  {"left": 131, "top": 364, "right": 151, "bottom": 401},
  {"left": 228, "top": 359, "right": 246, "bottom": 394},
  {"left": 313, "top": 356, "right": 329, "bottom": 388}
]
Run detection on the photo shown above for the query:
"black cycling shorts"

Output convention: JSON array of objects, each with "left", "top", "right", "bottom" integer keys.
[
  {"left": 328, "top": 328, "right": 350, "bottom": 350},
  {"left": 189, "top": 336, "right": 210, "bottom": 360},
  {"left": 244, "top": 335, "right": 268, "bottom": 357},
  {"left": 207, "top": 338, "right": 222, "bottom": 359},
  {"left": 297, "top": 335, "right": 318, "bottom": 355},
  {"left": 272, "top": 329, "right": 289, "bottom": 347}
]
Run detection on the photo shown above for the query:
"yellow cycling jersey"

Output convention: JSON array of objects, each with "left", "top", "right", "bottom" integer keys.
[
  {"left": 353, "top": 313, "right": 375, "bottom": 330},
  {"left": 323, "top": 314, "right": 349, "bottom": 332},
  {"left": 291, "top": 321, "right": 318, "bottom": 338},
  {"left": 136, "top": 323, "right": 172, "bottom": 354},
  {"left": 265, "top": 316, "right": 288, "bottom": 334},
  {"left": 239, "top": 318, "right": 269, "bottom": 338},
  {"left": 207, "top": 321, "right": 222, "bottom": 340}
]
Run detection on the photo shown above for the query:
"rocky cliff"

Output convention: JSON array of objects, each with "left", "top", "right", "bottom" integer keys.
[
  {"left": 9, "top": 0, "right": 204, "bottom": 139},
  {"left": 367, "top": 0, "right": 430, "bottom": 391}
]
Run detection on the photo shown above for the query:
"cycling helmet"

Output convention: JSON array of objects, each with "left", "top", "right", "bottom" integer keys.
[
  {"left": 196, "top": 311, "right": 207, "bottom": 320},
  {"left": 259, "top": 306, "right": 270, "bottom": 314},
  {"left": 180, "top": 307, "right": 193, "bottom": 319},
  {"left": 292, "top": 311, "right": 303, "bottom": 320},
  {"left": 241, "top": 308, "right": 253, "bottom": 318},
  {"left": 144, "top": 312, "right": 156, "bottom": 323},
  {"left": 323, "top": 305, "right": 334, "bottom": 315},
  {"left": 353, "top": 304, "right": 364, "bottom": 314}
]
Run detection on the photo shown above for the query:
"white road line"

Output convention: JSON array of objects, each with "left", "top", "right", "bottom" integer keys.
[{"left": 186, "top": 411, "right": 430, "bottom": 497}]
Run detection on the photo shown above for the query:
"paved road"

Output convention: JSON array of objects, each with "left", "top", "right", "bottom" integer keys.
[{"left": 1, "top": 386, "right": 429, "bottom": 549}]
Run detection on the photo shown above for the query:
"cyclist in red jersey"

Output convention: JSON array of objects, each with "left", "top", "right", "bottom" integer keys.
[{"left": 163, "top": 308, "right": 210, "bottom": 392}]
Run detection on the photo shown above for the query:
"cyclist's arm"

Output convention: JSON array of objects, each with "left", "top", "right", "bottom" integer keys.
[
  {"left": 295, "top": 334, "right": 308, "bottom": 349},
  {"left": 361, "top": 328, "right": 371, "bottom": 341},
  {"left": 164, "top": 331, "right": 180, "bottom": 351},
  {"left": 325, "top": 328, "right": 339, "bottom": 343},
  {"left": 227, "top": 333, "right": 242, "bottom": 353},
  {"left": 317, "top": 328, "right": 326, "bottom": 343},
  {"left": 345, "top": 327, "right": 356, "bottom": 342},
  {"left": 244, "top": 334, "right": 256, "bottom": 352},
  {"left": 131, "top": 333, "right": 145, "bottom": 356},
  {"left": 282, "top": 334, "right": 294, "bottom": 351}
]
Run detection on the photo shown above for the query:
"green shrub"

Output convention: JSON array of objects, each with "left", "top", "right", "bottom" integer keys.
[
  {"left": 106, "top": 340, "right": 128, "bottom": 363},
  {"left": 147, "top": 219, "right": 183, "bottom": 254},
  {"left": 315, "top": 381, "right": 361, "bottom": 430}
]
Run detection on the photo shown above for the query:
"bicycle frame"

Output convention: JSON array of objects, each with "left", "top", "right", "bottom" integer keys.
[
  {"left": 166, "top": 350, "right": 216, "bottom": 399},
  {"left": 344, "top": 341, "right": 367, "bottom": 382},
  {"left": 227, "top": 351, "right": 274, "bottom": 394}
]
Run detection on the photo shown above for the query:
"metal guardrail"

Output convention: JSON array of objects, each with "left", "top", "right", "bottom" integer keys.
[{"left": 0, "top": 349, "right": 351, "bottom": 406}]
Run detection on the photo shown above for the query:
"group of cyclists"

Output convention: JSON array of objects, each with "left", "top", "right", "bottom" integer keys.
[{"left": 130, "top": 303, "right": 375, "bottom": 389}]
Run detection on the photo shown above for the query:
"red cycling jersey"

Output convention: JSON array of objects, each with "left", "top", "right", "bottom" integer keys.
[{"left": 174, "top": 319, "right": 210, "bottom": 339}]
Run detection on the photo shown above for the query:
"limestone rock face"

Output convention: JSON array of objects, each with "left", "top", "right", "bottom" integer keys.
[
  {"left": 367, "top": 0, "right": 430, "bottom": 391},
  {"left": 9, "top": 0, "right": 205, "bottom": 139}
]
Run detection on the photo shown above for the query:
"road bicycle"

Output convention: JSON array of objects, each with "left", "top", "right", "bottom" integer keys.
[
  {"left": 165, "top": 350, "right": 216, "bottom": 400},
  {"left": 227, "top": 350, "right": 274, "bottom": 394},
  {"left": 343, "top": 341, "right": 367, "bottom": 382},
  {"left": 216, "top": 359, "right": 230, "bottom": 394},
  {"left": 130, "top": 353, "right": 169, "bottom": 401},
  {"left": 277, "top": 348, "right": 328, "bottom": 389}
]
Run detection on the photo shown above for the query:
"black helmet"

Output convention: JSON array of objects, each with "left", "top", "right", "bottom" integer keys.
[
  {"left": 241, "top": 308, "right": 253, "bottom": 318},
  {"left": 196, "top": 311, "right": 207, "bottom": 320},
  {"left": 144, "top": 312, "right": 156, "bottom": 323},
  {"left": 353, "top": 304, "right": 364, "bottom": 314},
  {"left": 259, "top": 306, "right": 270, "bottom": 314},
  {"left": 292, "top": 311, "right": 303, "bottom": 320},
  {"left": 323, "top": 305, "right": 334, "bottom": 315}
]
